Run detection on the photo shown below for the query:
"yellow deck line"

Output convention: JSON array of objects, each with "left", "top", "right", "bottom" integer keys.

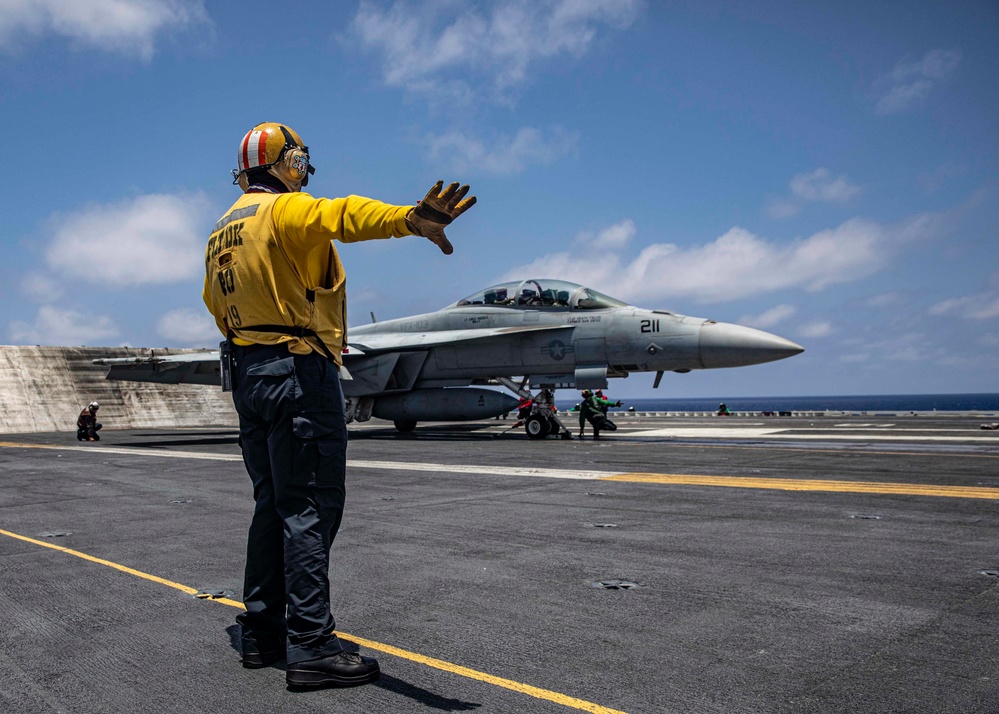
[
  {"left": 0, "top": 528, "right": 625, "bottom": 714},
  {"left": 334, "top": 631, "right": 625, "bottom": 713},
  {"left": 603, "top": 473, "right": 999, "bottom": 499}
]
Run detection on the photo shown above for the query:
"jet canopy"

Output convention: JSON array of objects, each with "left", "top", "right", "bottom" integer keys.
[{"left": 453, "top": 279, "right": 629, "bottom": 311}]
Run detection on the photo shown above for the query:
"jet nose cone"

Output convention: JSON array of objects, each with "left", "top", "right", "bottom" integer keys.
[{"left": 699, "top": 321, "right": 804, "bottom": 369}]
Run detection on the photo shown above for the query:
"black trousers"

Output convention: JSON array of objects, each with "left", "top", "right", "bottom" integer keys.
[{"left": 231, "top": 343, "right": 348, "bottom": 665}]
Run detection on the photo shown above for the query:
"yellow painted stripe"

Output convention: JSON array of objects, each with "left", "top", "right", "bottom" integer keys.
[
  {"left": 0, "top": 528, "right": 625, "bottom": 714},
  {"left": 602, "top": 473, "right": 999, "bottom": 499},
  {"left": 0, "top": 528, "right": 202, "bottom": 596},
  {"left": 336, "top": 631, "right": 626, "bottom": 714},
  {"left": 0, "top": 441, "right": 73, "bottom": 449}
]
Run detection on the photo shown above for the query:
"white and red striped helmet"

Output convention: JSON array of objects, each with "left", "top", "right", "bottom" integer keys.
[{"left": 232, "top": 122, "right": 313, "bottom": 190}]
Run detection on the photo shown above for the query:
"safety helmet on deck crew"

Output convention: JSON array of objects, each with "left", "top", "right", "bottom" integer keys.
[
  {"left": 232, "top": 122, "right": 315, "bottom": 192},
  {"left": 88, "top": 401, "right": 99, "bottom": 411}
]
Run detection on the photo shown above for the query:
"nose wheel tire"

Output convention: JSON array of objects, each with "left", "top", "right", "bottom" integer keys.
[
  {"left": 393, "top": 420, "right": 417, "bottom": 433},
  {"left": 525, "top": 414, "right": 549, "bottom": 439}
]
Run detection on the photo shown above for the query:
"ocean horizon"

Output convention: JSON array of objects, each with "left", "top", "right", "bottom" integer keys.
[{"left": 554, "top": 392, "right": 999, "bottom": 413}]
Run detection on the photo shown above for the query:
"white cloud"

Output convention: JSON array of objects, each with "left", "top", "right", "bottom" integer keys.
[
  {"left": 972, "top": 300, "right": 999, "bottom": 320},
  {"left": 789, "top": 168, "right": 861, "bottom": 203},
  {"left": 930, "top": 293, "right": 999, "bottom": 320},
  {"left": 44, "top": 193, "right": 216, "bottom": 287},
  {"left": 928, "top": 296, "right": 970, "bottom": 316},
  {"left": 0, "top": 0, "right": 209, "bottom": 59},
  {"left": 426, "top": 126, "right": 579, "bottom": 174},
  {"left": 800, "top": 321, "right": 833, "bottom": 338},
  {"left": 576, "top": 219, "right": 636, "bottom": 250},
  {"left": 843, "top": 331, "right": 980, "bottom": 368},
  {"left": 156, "top": 308, "right": 221, "bottom": 346},
  {"left": 350, "top": 0, "right": 641, "bottom": 102},
  {"left": 874, "top": 49, "right": 960, "bottom": 115},
  {"left": 868, "top": 333, "right": 930, "bottom": 363},
  {"left": 738, "top": 304, "right": 796, "bottom": 329},
  {"left": 864, "top": 292, "right": 903, "bottom": 308},
  {"left": 839, "top": 353, "right": 870, "bottom": 364},
  {"left": 929, "top": 274, "right": 999, "bottom": 320},
  {"left": 591, "top": 220, "right": 635, "bottom": 249},
  {"left": 503, "top": 214, "right": 930, "bottom": 306},
  {"left": 768, "top": 168, "right": 860, "bottom": 218},
  {"left": 9, "top": 306, "right": 119, "bottom": 346}
]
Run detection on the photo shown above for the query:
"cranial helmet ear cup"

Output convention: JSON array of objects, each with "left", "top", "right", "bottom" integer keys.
[
  {"left": 270, "top": 148, "right": 309, "bottom": 189},
  {"left": 285, "top": 148, "right": 309, "bottom": 178}
]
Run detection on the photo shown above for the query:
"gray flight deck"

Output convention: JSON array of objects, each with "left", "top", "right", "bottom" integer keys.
[{"left": 1, "top": 412, "right": 998, "bottom": 713}]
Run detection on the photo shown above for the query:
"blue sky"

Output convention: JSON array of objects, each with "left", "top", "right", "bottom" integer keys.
[{"left": 1, "top": 0, "right": 996, "bottom": 399}]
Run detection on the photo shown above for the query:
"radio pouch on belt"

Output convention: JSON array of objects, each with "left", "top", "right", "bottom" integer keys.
[{"left": 219, "top": 338, "right": 234, "bottom": 392}]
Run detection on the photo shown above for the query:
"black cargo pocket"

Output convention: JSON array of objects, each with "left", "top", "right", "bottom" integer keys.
[
  {"left": 243, "top": 356, "right": 297, "bottom": 418},
  {"left": 291, "top": 414, "right": 346, "bottom": 487},
  {"left": 246, "top": 355, "right": 294, "bottom": 377}
]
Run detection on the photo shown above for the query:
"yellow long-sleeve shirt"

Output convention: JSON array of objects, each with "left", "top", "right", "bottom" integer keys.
[{"left": 203, "top": 191, "right": 413, "bottom": 364}]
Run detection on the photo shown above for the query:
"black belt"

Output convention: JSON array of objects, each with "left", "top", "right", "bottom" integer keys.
[{"left": 230, "top": 323, "right": 336, "bottom": 360}]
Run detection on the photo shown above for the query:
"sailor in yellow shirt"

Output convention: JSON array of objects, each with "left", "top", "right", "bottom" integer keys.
[{"left": 204, "top": 122, "right": 475, "bottom": 690}]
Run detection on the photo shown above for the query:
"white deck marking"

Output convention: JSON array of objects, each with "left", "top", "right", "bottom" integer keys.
[
  {"left": 3, "top": 441, "right": 996, "bottom": 499},
  {"left": 0, "top": 442, "right": 613, "bottom": 480}
]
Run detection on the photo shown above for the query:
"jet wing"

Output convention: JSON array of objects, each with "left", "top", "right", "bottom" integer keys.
[
  {"left": 96, "top": 325, "right": 572, "bottom": 388},
  {"left": 94, "top": 352, "right": 220, "bottom": 385},
  {"left": 347, "top": 324, "right": 570, "bottom": 353}
]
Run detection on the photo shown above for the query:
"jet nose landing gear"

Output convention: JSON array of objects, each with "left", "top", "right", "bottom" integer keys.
[
  {"left": 524, "top": 412, "right": 573, "bottom": 440},
  {"left": 495, "top": 381, "right": 573, "bottom": 440},
  {"left": 525, "top": 413, "right": 552, "bottom": 439}
]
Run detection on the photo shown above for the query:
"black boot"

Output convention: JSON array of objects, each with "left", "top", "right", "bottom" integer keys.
[
  {"left": 241, "top": 638, "right": 285, "bottom": 669},
  {"left": 286, "top": 651, "right": 380, "bottom": 689}
]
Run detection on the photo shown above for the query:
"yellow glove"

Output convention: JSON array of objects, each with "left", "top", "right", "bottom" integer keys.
[{"left": 405, "top": 180, "right": 477, "bottom": 255}]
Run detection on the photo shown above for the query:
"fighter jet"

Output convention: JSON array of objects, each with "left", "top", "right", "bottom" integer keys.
[{"left": 95, "top": 278, "right": 803, "bottom": 439}]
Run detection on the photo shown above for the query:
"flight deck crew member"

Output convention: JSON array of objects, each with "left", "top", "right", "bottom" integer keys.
[
  {"left": 578, "top": 390, "right": 596, "bottom": 437},
  {"left": 204, "top": 122, "right": 475, "bottom": 690},
  {"left": 76, "top": 401, "right": 102, "bottom": 441},
  {"left": 594, "top": 389, "right": 621, "bottom": 415}
]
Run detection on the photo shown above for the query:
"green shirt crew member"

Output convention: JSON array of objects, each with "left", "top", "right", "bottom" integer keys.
[
  {"left": 578, "top": 390, "right": 597, "bottom": 437},
  {"left": 203, "top": 122, "right": 475, "bottom": 690}
]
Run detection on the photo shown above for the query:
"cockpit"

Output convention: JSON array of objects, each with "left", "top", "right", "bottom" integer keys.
[{"left": 453, "top": 279, "right": 629, "bottom": 311}]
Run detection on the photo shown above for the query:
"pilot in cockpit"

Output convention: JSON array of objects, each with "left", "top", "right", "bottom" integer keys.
[
  {"left": 495, "top": 288, "right": 513, "bottom": 305},
  {"left": 520, "top": 288, "right": 541, "bottom": 306}
]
